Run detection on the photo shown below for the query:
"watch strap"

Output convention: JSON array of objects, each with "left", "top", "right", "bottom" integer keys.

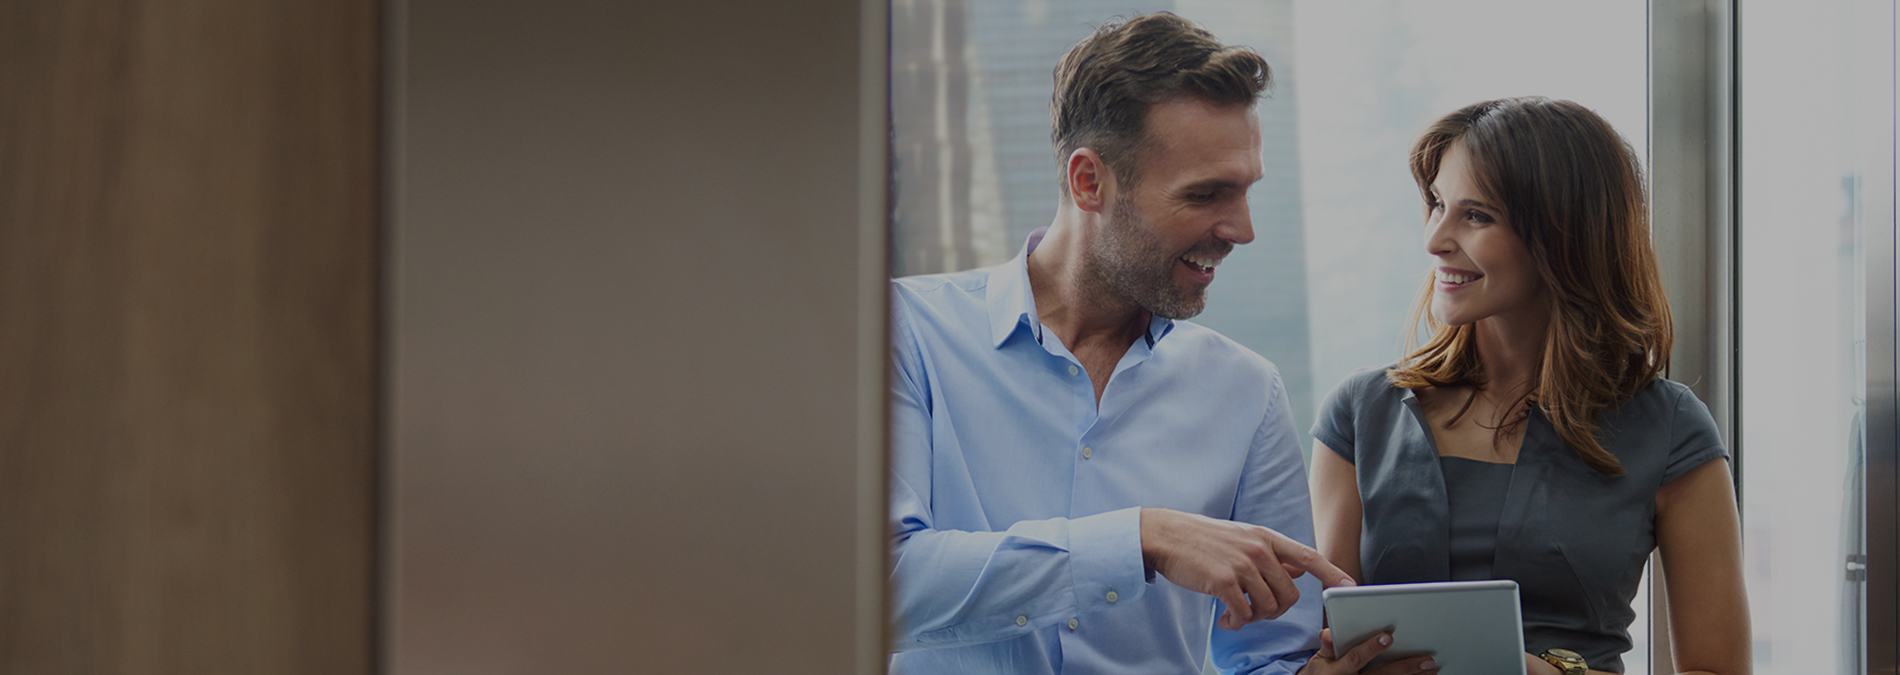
[{"left": 1540, "top": 649, "right": 1587, "bottom": 675}]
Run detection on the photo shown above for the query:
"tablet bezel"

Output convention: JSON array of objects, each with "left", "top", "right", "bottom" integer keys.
[{"left": 1321, "top": 579, "right": 1527, "bottom": 675}]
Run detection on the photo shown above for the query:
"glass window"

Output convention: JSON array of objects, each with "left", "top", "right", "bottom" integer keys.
[{"left": 1737, "top": 1, "right": 1891, "bottom": 672}]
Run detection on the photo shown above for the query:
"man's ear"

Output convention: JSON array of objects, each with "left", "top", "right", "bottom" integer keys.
[{"left": 1065, "top": 148, "right": 1115, "bottom": 214}]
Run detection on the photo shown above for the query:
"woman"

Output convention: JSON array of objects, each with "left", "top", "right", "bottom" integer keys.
[{"left": 1304, "top": 98, "right": 1750, "bottom": 675}]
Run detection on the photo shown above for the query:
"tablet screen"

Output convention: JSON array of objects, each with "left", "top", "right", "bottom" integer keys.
[{"left": 1322, "top": 580, "right": 1526, "bottom": 675}]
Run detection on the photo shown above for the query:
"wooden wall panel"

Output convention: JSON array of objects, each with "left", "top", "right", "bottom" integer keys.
[
  {"left": 390, "top": 0, "right": 879, "bottom": 672},
  {"left": 0, "top": 1, "right": 379, "bottom": 673}
]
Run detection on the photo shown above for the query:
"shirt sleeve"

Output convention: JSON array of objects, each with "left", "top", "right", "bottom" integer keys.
[
  {"left": 886, "top": 286, "right": 1149, "bottom": 652},
  {"left": 1663, "top": 384, "right": 1730, "bottom": 484},
  {"left": 1210, "top": 369, "right": 1324, "bottom": 675},
  {"left": 1309, "top": 368, "right": 1364, "bottom": 463}
]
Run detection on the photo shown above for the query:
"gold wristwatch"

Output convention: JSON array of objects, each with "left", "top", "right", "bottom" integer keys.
[{"left": 1540, "top": 648, "right": 1587, "bottom": 675}]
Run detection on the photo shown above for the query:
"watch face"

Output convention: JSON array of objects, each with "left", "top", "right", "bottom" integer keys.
[{"left": 1543, "top": 649, "right": 1586, "bottom": 674}]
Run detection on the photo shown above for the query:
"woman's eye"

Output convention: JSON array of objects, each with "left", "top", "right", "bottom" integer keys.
[{"left": 1467, "top": 210, "right": 1494, "bottom": 224}]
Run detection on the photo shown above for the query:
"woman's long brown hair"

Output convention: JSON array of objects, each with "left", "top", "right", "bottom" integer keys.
[{"left": 1388, "top": 97, "right": 1673, "bottom": 476}]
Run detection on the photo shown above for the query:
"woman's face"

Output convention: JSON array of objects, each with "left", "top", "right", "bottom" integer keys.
[{"left": 1423, "top": 142, "right": 1544, "bottom": 327}]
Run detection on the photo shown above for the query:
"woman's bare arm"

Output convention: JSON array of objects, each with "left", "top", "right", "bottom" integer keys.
[
  {"left": 1309, "top": 442, "right": 1365, "bottom": 584},
  {"left": 1655, "top": 459, "right": 1752, "bottom": 675}
]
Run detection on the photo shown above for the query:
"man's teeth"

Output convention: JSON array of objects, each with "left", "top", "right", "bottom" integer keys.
[
  {"left": 1182, "top": 255, "right": 1221, "bottom": 270},
  {"left": 1437, "top": 271, "right": 1479, "bottom": 284}
]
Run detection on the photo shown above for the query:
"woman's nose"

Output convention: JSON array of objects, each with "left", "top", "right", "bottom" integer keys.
[{"left": 1423, "top": 211, "right": 1455, "bottom": 257}]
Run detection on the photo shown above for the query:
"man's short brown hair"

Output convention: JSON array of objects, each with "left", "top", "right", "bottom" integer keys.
[{"left": 1050, "top": 12, "right": 1271, "bottom": 193}]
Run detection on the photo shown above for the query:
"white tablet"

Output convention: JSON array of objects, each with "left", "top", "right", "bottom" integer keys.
[{"left": 1322, "top": 580, "right": 1526, "bottom": 675}]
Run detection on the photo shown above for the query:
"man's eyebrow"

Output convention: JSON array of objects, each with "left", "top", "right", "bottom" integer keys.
[{"left": 1177, "top": 178, "right": 1248, "bottom": 193}]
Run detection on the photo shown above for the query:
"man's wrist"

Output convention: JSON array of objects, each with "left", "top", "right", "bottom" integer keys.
[
  {"left": 1138, "top": 507, "right": 1165, "bottom": 581},
  {"left": 1138, "top": 508, "right": 1166, "bottom": 563}
]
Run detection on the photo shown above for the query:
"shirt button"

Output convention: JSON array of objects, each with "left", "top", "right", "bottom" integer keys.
[
  {"left": 1082, "top": 446, "right": 1093, "bottom": 459},
  {"left": 1105, "top": 590, "right": 1119, "bottom": 603},
  {"left": 1067, "top": 364, "right": 1079, "bottom": 376},
  {"left": 1067, "top": 618, "right": 1079, "bottom": 630},
  {"left": 1016, "top": 615, "right": 1028, "bottom": 626}
]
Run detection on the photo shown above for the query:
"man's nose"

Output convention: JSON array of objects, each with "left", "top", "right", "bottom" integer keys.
[{"left": 1220, "top": 202, "right": 1256, "bottom": 246}]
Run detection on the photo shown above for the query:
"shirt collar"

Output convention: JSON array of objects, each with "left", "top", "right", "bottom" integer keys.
[
  {"left": 1143, "top": 310, "right": 1175, "bottom": 347},
  {"left": 987, "top": 229, "right": 1045, "bottom": 348},
  {"left": 987, "top": 228, "right": 1177, "bottom": 350}
]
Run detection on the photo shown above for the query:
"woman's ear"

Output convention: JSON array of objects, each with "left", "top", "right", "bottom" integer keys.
[{"left": 1065, "top": 148, "right": 1115, "bottom": 214}]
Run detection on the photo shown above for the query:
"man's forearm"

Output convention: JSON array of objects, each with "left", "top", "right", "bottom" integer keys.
[{"left": 889, "top": 508, "right": 1147, "bottom": 650}]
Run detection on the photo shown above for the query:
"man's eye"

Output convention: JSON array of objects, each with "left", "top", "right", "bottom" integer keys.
[{"left": 1187, "top": 192, "right": 1217, "bottom": 203}]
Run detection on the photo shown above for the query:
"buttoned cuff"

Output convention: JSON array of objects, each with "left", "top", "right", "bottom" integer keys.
[{"left": 1068, "top": 506, "right": 1147, "bottom": 614}]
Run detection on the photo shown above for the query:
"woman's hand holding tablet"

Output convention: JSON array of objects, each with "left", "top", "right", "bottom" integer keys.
[{"left": 1297, "top": 628, "right": 1441, "bottom": 675}]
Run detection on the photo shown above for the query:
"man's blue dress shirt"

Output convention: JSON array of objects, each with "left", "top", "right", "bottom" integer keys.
[{"left": 888, "top": 229, "right": 1322, "bottom": 674}]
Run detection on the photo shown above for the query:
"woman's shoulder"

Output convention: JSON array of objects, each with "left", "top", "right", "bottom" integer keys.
[
  {"left": 1596, "top": 377, "right": 1728, "bottom": 481},
  {"left": 1608, "top": 377, "right": 1700, "bottom": 419},
  {"left": 1353, "top": 361, "right": 1404, "bottom": 385},
  {"left": 1635, "top": 375, "right": 1695, "bottom": 398},
  {"left": 1313, "top": 363, "right": 1413, "bottom": 459},
  {"left": 1321, "top": 362, "right": 1409, "bottom": 409}
]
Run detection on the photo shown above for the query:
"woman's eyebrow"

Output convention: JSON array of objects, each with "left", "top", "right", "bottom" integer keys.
[
  {"left": 1428, "top": 185, "right": 1489, "bottom": 209},
  {"left": 1425, "top": 185, "right": 1497, "bottom": 210}
]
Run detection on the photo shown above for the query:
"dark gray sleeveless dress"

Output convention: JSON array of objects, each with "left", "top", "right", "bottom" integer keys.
[{"left": 1312, "top": 365, "right": 1728, "bottom": 674}]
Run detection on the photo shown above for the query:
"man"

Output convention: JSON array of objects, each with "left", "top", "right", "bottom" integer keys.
[{"left": 888, "top": 13, "right": 1397, "bottom": 675}]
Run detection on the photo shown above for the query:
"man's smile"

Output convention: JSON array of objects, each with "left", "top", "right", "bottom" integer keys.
[{"left": 1181, "top": 253, "right": 1224, "bottom": 273}]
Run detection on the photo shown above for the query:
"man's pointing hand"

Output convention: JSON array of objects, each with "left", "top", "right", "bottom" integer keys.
[{"left": 1140, "top": 508, "right": 1355, "bottom": 630}]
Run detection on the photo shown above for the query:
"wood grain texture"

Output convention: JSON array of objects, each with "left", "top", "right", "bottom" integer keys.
[
  {"left": 391, "top": 1, "right": 871, "bottom": 672},
  {"left": 0, "top": 1, "right": 379, "bottom": 673}
]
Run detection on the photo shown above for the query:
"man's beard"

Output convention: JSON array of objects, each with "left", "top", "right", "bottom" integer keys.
[{"left": 1085, "top": 196, "right": 1229, "bottom": 320}]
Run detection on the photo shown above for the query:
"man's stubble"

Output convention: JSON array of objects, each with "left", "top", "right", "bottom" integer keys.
[{"left": 1084, "top": 195, "right": 1230, "bottom": 321}]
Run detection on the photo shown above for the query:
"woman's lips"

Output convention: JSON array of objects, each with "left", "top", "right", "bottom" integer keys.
[{"left": 1435, "top": 267, "right": 1482, "bottom": 288}]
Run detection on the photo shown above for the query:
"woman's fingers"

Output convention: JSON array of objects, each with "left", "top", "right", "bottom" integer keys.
[
  {"left": 1308, "top": 630, "right": 1435, "bottom": 675},
  {"left": 1331, "top": 631, "right": 1393, "bottom": 672},
  {"left": 1364, "top": 655, "right": 1438, "bottom": 675}
]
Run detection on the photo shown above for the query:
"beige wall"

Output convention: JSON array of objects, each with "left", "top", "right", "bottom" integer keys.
[
  {"left": 388, "top": 1, "right": 886, "bottom": 673},
  {"left": 0, "top": 1, "right": 380, "bottom": 672}
]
